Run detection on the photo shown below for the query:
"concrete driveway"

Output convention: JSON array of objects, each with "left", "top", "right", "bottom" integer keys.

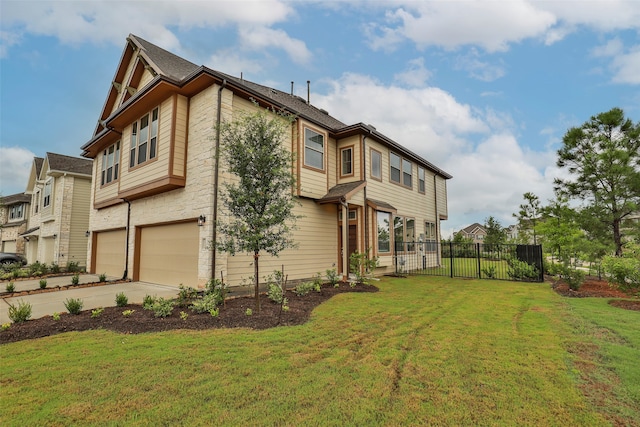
[{"left": 0, "top": 276, "right": 178, "bottom": 324}]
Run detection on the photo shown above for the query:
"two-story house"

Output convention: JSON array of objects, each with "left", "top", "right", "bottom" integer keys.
[
  {"left": 0, "top": 193, "right": 31, "bottom": 254},
  {"left": 21, "top": 153, "right": 92, "bottom": 267},
  {"left": 456, "top": 223, "right": 487, "bottom": 244},
  {"left": 81, "top": 34, "right": 451, "bottom": 288}
]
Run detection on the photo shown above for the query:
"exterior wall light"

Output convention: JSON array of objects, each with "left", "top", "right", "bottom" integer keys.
[
  {"left": 198, "top": 215, "right": 206, "bottom": 226},
  {"left": 85, "top": 230, "right": 90, "bottom": 237}
]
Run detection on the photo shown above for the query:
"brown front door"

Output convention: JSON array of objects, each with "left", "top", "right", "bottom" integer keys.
[{"left": 339, "top": 224, "right": 357, "bottom": 272}]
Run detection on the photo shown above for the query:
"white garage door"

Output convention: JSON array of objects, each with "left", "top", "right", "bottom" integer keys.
[
  {"left": 43, "top": 237, "right": 55, "bottom": 265},
  {"left": 95, "top": 229, "right": 126, "bottom": 278},
  {"left": 139, "top": 222, "right": 198, "bottom": 287}
]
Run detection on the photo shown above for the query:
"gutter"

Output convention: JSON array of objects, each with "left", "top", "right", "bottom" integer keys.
[{"left": 122, "top": 199, "right": 131, "bottom": 280}]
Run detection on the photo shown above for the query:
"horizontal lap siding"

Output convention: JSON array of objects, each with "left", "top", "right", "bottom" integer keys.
[
  {"left": 172, "top": 95, "right": 188, "bottom": 177},
  {"left": 94, "top": 155, "right": 119, "bottom": 205},
  {"left": 138, "top": 69, "right": 155, "bottom": 89},
  {"left": 225, "top": 200, "right": 338, "bottom": 286},
  {"left": 69, "top": 179, "right": 90, "bottom": 267}
]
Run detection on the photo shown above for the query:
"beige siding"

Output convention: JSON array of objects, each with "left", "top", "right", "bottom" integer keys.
[
  {"left": 93, "top": 151, "right": 120, "bottom": 205},
  {"left": 225, "top": 200, "right": 338, "bottom": 286},
  {"left": 120, "top": 97, "right": 174, "bottom": 191},
  {"left": 436, "top": 176, "right": 448, "bottom": 218},
  {"left": 68, "top": 178, "right": 91, "bottom": 267},
  {"left": 113, "top": 53, "right": 137, "bottom": 112},
  {"left": 337, "top": 135, "right": 361, "bottom": 183},
  {"left": 139, "top": 69, "right": 155, "bottom": 89},
  {"left": 172, "top": 95, "right": 188, "bottom": 177}
]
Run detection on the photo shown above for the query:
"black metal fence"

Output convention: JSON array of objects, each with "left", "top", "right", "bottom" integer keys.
[{"left": 393, "top": 242, "right": 544, "bottom": 282}]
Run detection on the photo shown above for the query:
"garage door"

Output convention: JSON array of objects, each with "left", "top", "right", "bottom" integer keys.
[
  {"left": 95, "top": 229, "right": 126, "bottom": 277},
  {"left": 43, "top": 237, "right": 55, "bottom": 265},
  {"left": 2, "top": 240, "right": 16, "bottom": 253},
  {"left": 139, "top": 222, "right": 198, "bottom": 287}
]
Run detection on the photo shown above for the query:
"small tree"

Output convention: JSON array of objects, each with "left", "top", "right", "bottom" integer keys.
[
  {"left": 484, "top": 216, "right": 507, "bottom": 247},
  {"left": 216, "top": 106, "right": 298, "bottom": 312},
  {"left": 513, "top": 192, "right": 541, "bottom": 244}
]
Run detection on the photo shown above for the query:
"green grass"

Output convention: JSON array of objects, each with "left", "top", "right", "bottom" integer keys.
[{"left": 1, "top": 276, "right": 638, "bottom": 426}]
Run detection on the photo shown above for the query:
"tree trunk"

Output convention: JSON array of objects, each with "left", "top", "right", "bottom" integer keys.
[
  {"left": 613, "top": 218, "right": 623, "bottom": 256},
  {"left": 254, "top": 251, "right": 260, "bottom": 312}
]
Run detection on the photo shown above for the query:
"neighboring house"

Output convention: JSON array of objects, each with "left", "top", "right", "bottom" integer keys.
[
  {"left": 21, "top": 153, "right": 92, "bottom": 267},
  {"left": 456, "top": 223, "right": 487, "bottom": 244},
  {"left": 506, "top": 224, "right": 519, "bottom": 241},
  {"left": 81, "top": 34, "right": 451, "bottom": 288},
  {"left": 0, "top": 193, "right": 31, "bottom": 254}
]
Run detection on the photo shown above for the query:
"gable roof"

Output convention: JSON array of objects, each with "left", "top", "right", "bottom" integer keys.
[
  {"left": 34, "top": 157, "right": 44, "bottom": 177},
  {"left": 45, "top": 153, "right": 93, "bottom": 176},
  {"left": 1, "top": 193, "right": 30, "bottom": 206},
  {"left": 460, "top": 223, "right": 486, "bottom": 234},
  {"left": 84, "top": 34, "right": 451, "bottom": 180}
]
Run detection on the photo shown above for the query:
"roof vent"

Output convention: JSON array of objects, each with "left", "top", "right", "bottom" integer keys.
[
  {"left": 319, "top": 109, "right": 329, "bottom": 115},
  {"left": 368, "top": 124, "right": 377, "bottom": 131}
]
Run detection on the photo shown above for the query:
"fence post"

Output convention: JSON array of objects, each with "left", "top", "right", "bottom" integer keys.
[
  {"left": 449, "top": 241, "right": 454, "bottom": 278},
  {"left": 476, "top": 243, "right": 481, "bottom": 279}
]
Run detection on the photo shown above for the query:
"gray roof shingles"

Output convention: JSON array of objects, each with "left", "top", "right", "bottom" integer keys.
[{"left": 47, "top": 153, "right": 93, "bottom": 176}]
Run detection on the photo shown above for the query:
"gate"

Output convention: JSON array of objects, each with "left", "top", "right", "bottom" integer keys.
[{"left": 393, "top": 242, "right": 543, "bottom": 282}]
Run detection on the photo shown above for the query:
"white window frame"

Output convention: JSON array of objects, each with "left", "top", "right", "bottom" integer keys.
[
  {"left": 418, "top": 167, "right": 425, "bottom": 193},
  {"left": 390, "top": 152, "right": 401, "bottom": 184},
  {"left": 377, "top": 211, "right": 391, "bottom": 253},
  {"left": 340, "top": 146, "right": 353, "bottom": 177},
  {"left": 304, "top": 128, "right": 324, "bottom": 170},
  {"left": 370, "top": 148, "right": 382, "bottom": 180},
  {"left": 130, "top": 107, "right": 159, "bottom": 168},
  {"left": 43, "top": 180, "right": 52, "bottom": 208},
  {"left": 9, "top": 204, "right": 24, "bottom": 220},
  {"left": 101, "top": 141, "right": 120, "bottom": 186}
]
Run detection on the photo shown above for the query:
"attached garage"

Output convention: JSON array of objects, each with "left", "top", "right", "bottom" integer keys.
[
  {"left": 137, "top": 221, "right": 199, "bottom": 287},
  {"left": 94, "top": 229, "right": 126, "bottom": 278},
  {"left": 2, "top": 240, "right": 17, "bottom": 253}
]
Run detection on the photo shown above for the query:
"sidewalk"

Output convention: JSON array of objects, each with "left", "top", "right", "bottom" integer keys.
[{"left": 0, "top": 276, "right": 178, "bottom": 324}]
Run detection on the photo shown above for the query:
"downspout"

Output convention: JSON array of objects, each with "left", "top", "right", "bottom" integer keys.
[
  {"left": 433, "top": 175, "right": 440, "bottom": 265},
  {"left": 212, "top": 79, "right": 227, "bottom": 280},
  {"left": 340, "top": 197, "right": 349, "bottom": 279},
  {"left": 362, "top": 133, "right": 369, "bottom": 254},
  {"left": 122, "top": 199, "right": 131, "bottom": 280}
]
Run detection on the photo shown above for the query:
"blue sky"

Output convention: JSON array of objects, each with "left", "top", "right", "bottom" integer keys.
[{"left": 1, "top": 0, "right": 639, "bottom": 237}]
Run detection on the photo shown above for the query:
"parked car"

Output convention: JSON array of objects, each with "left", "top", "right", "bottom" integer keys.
[{"left": 0, "top": 252, "right": 27, "bottom": 267}]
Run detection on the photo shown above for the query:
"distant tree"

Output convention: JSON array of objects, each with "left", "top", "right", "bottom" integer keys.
[
  {"left": 216, "top": 106, "right": 298, "bottom": 312},
  {"left": 536, "top": 197, "right": 584, "bottom": 265},
  {"left": 513, "top": 192, "right": 541, "bottom": 244},
  {"left": 554, "top": 108, "right": 640, "bottom": 256},
  {"left": 452, "top": 232, "right": 473, "bottom": 244},
  {"left": 484, "top": 216, "right": 507, "bottom": 247}
]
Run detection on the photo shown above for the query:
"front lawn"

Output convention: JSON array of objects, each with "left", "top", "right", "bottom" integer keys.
[{"left": 1, "top": 276, "right": 638, "bottom": 426}]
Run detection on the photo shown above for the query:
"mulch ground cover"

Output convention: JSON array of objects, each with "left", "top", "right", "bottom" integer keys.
[
  {"left": 551, "top": 275, "right": 640, "bottom": 311},
  {"left": 1, "top": 283, "right": 378, "bottom": 344}
]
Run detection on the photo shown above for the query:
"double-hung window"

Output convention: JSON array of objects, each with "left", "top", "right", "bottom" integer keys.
[
  {"left": 390, "top": 153, "right": 401, "bottom": 183},
  {"left": 406, "top": 218, "right": 416, "bottom": 251},
  {"left": 370, "top": 149, "right": 381, "bottom": 180},
  {"left": 390, "top": 152, "right": 413, "bottom": 189},
  {"left": 130, "top": 107, "right": 159, "bottom": 167},
  {"left": 9, "top": 204, "right": 23, "bottom": 220},
  {"left": 418, "top": 167, "right": 425, "bottom": 193},
  {"left": 425, "top": 221, "right": 437, "bottom": 252},
  {"left": 340, "top": 147, "right": 353, "bottom": 176},
  {"left": 304, "top": 128, "right": 324, "bottom": 170},
  {"left": 101, "top": 141, "right": 120, "bottom": 185},
  {"left": 394, "top": 216, "right": 405, "bottom": 252},
  {"left": 402, "top": 159, "right": 412, "bottom": 188},
  {"left": 43, "top": 180, "right": 52, "bottom": 208}
]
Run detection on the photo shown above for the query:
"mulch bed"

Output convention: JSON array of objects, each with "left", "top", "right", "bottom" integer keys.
[
  {"left": 551, "top": 275, "right": 640, "bottom": 312},
  {"left": 1, "top": 283, "right": 378, "bottom": 344}
]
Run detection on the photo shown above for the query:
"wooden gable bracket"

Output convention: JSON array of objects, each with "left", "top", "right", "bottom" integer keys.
[
  {"left": 112, "top": 81, "right": 122, "bottom": 92},
  {"left": 126, "top": 86, "right": 137, "bottom": 96}
]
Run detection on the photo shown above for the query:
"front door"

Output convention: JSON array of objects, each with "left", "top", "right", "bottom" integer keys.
[{"left": 338, "top": 224, "right": 357, "bottom": 273}]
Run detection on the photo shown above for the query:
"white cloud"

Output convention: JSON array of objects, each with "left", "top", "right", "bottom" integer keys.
[
  {"left": 206, "top": 49, "right": 263, "bottom": 77},
  {"left": 238, "top": 25, "right": 312, "bottom": 65},
  {"left": 369, "top": 0, "right": 556, "bottom": 53},
  {"left": 592, "top": 38, "right": 640, "bottom": 85},
  {"left": 0, "top": 0, "right": 294, "bottom": 56},
  {"left": 455, "top": 49, "right": 506, "bottom": 82},
  {"left": 311, "top": 73, "right": 559, "bottom": 232},
  {"left": 0, "top": 146, "right": 35, "bottom": 196},
  {"left": 393, "top": 57, "right": 431, "bottom": 87}
]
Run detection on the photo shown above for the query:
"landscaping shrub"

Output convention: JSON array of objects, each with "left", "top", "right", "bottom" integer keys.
[
  {"left": 294, "top": 281, "right": 318, "bottom": 296},
  {"left": 205, "top": 278, "right": 227, "bottom": 306},
  {"left": 50, "top": 263, "right": 60, "bottom": 274},
  {"left": 190, "top": 293, "right": 220, "bottom": 314},
  {"left": 507, "top": 258, "right": 539, "bottom": 281},
  {"left": 150, "top": 297, "right": 174, "bottom": 318},
  {"left": 602, "top": 254, "right": 640, "bottom": 292},
  {"left": 91, "top": 307, "right": 104, "bottom": 318},
  {"left": 71, "top": 274, "right": 80, "bottom": 285},
  {"left": 5, "top": 281, "right": 15, "bottom": 293},
  {"left": 98, "top": 273, "right": 107, "bottom": 282},
  {"left": 8, "top": 300, "right": 32, "bottom": 323},
  {"left": 64, "top": 298, "right": 84, "bottom": 315},
  {"left": 326, "top": 268, "right": 340, "bottom": 286},
  {"left": 481, "top": 265, "right": 497, "bottom": 279},
  {"left": 176, "top": 285, "right": 198, "bottom": 307},
  {"left": 66, "top": 261, "right": 80, "bottom": 273},
  {"left": 29, "top": 261, "right": 48, "bottom": 276},
  {"left": 267, "top": 282, "right": 285, "bottom": 304},
  {"left": 115, "top": 292, "right": 128, "bottom": 307},
  {"left": 39, "top": 279, "right": 47, "bottom": 289},
  {"left": 142, "top": 295, "right": 155, "bottom": 310}
]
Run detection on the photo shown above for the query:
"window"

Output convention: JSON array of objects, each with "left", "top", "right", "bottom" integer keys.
[
  {"left": 371, "top": 149, "right": 381, "bottom": 180},
  {"left": 402, "top": 159, "right": 412, "bottom": 188},
  {"left": 425, "top": 221, "right": 437, "bottom": 252},
  {"left": 34, "top": 191, "right": 40, "bottom": 214},
  {"left": 390, "top": 152, "right": 401, "bottom": 183},
  {"left": 43, "top": 180, "right": 52, "bottom": 208},
  {"left": 341, "top": 147, "right": 353, "bottom": 176},
  {"left": 130, "top": 107, "right": 159, "bottom": 167},
  {"left": 339, "top": 210, "right": 357, "bottom": 221},
  {"left": 394, "top": 216, "right": 404, "bottom": 252},
  {"left": 418, "top": 167, "right": 425, "bottom": 193},
  {"left": 304, "top": 128, "right": 324, "bottom": 170},
  {"left": 9, "top": 204, "right": 24, "bottom": 220},
  {"left": 377, "top": 211, "right": 391, "bottom": 253},
  {"left": 406, "top": 218, "right": 415, "bottom": 251},
  {"left": 390, "top": 152, "right": 413, "bottom": 188},
  {"left": 101, "top": 141, "right": 120, "bottom": 185}
]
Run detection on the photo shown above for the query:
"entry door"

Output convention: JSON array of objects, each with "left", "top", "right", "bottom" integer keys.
[{"left": 338, "top": 224, "right": 357, "bottom": 272}]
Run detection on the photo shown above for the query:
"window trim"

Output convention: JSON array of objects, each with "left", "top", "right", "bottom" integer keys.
[
  {"left": 393, "top": 215, "right": 417, "bottom": 253},
  {"left": 9, "top": 204, "right": 24, "bottom": 221},
  {"left": 43, "top": 179, "right": 52, "bottom": 208},
  {"left": 370, "top": 148, "right": 382, "bottom": 181},
  {"left": 390, "top": 152, "right": 414, "bottom": 189},
  {"left": 418, "top": 167, "right": 425, "bottom": 194},
  {"left": 340, "top": 145, "right": 354, "bottom": 178},
  {"left": 101, "top": 141, "right": 121, "bottom": 187},
  {"left": 303, "top": 127, "right": 325, "bottom": 172},
  {"left": 129, "top": 107, "right": 159, "bottom": 170},
  {"left": 376, "top": 210, "right": 391, "bottom": 254}
]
